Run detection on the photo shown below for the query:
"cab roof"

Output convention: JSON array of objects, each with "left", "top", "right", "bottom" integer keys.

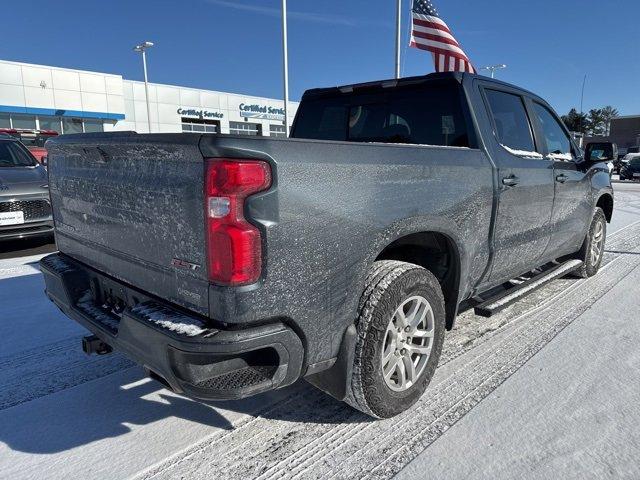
[{"left": 301, "top": 71, "right": 539, "bottom": 101}]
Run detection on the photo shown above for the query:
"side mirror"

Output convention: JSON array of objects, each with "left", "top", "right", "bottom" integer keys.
[{"left": 584, "top": 142, "right": 617, "bottom": 164}]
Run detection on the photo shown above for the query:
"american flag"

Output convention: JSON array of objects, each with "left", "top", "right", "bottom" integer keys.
[{"left": 409, "top": 0, "right": 476, "bottom": 74}]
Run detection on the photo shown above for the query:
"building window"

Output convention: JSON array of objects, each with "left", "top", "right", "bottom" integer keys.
[
  {"left": 84, "top": 119, "right": 105, "bottom": 133},
  {"left": 181, "top": 117, "right": 219, "bottom": 133},
  {"left": 62, "top": 117, "right": 84, "bottom": 134},
  {"left": 229, "top": 121, "right": 262, "bottom": 136},
  {"left": 269, "top": 124, "right": 287, "bottom": 138},
  {"left": 38, "top": 116, "right": 63, "bottom": 133},
  {"left": 11, "top": 114, "right": 37, "bottom": 130},
  {"left": 0, "top": 113, "right": 10, "bottom": 129}
]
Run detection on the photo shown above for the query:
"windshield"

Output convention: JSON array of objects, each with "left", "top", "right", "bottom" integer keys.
[
  {"left": 292, "top": 82, "right": 470, "bottom": 147},
  {"left": 630, "top": 158, "right": 640, "bottom": 167},
  {"left": 0, "top": 141, "right": 37, "bottom": 167},
  {"left": 18, "top": 134, "right": 54, "bottom": 148}
]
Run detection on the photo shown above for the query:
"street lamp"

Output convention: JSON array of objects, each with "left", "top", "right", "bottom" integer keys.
[
  {"left": 480, "top": 64, "right": 507, "bottom": 79},
  {"left": 133, "top": 41, "right": 154, "bottom": 133}
]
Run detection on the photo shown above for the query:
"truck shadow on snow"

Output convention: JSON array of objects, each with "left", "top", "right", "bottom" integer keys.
[{"left": 0, "top": 367, "right": 367, "bottom": 454}]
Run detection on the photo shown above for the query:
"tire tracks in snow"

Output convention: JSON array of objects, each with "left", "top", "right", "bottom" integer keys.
[
  {"left": 0, "top": 336, "right": 133, "bottom": 410},
  {"left": 134, "top": 221, "right": 640, "bottom": 480}
]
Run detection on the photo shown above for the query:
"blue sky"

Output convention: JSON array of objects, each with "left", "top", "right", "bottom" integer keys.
[{"left": 1, "top": 0, "right": 639, "bottom": 115}]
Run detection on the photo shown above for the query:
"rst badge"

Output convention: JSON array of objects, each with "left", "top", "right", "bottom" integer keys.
[{"left": 171, "top": 258, "right": 201, "bottom": 271}]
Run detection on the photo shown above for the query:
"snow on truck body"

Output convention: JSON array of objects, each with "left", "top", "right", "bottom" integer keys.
[{"left": 41, "top": 72, "right": 614, "bottom": 417}]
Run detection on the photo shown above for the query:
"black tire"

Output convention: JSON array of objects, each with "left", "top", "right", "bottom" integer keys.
[
  {"left": 572, "top": 207, "right": 607, "bottom": 278},
  {"left": 346, "top": 260, "right": 445, "bottom": 418}
]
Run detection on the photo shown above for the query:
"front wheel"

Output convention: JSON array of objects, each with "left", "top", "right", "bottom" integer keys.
[
  {"left": 573, "top": 207, "right": 607, "bottom": 278},
  {"left": 346, "top": 261, "right": 445, "bottom": 418}
]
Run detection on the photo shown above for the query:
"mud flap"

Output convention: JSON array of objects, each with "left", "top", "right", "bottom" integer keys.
[{"left": 304, "top": 324, "right": 357, "bottom": 401}]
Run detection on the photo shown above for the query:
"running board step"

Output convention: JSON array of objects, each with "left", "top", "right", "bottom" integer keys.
[{"left": 474, "top": 259, "right": 583, "bottom": 318}]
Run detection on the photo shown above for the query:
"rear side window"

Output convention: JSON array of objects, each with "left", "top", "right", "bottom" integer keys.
[
  {"left": 292, "top": 83, "right": 470, "bottom": 147},
  {"left": 0, "top": 141, "right": 36, "bottom": 167},
  {"left": 531, "top": 103, "right": 573, "bottom": 159},
  {"left": 485, "top": 90, "right": 536, "bottom": 153}
]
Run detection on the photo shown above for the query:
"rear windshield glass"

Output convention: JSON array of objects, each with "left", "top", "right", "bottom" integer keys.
[
  {"left": 292, "top": 82, "right": 470, "bottom": 147},
  {"left": 0, "top": 141, "right": 37, "bottom": 167}
]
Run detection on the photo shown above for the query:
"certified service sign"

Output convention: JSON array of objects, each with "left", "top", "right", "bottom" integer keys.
[
  {"left": 177, "top": 108, "right": 224, "bottom": 119},
  {"left": 239, "top": 104, "right": 285, "bottom": 121}
]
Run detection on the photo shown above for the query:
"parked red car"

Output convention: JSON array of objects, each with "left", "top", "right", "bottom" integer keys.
[{"left": 0, "top": 128, "right": 58, "bottom": 164}]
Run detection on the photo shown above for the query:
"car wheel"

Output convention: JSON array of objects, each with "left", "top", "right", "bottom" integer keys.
[
  {"left": 346, "top": 260, "right": 445, "bottom": 418},
  {"left": 573, "top": 208, "right": 607, "bottom": 278}
]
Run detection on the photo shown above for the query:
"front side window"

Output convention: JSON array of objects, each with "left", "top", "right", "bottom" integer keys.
[
  {"left": 485, "top": 89, "right": 536, "bottom": 154},
  {"left": 532, "top": 103, "right": 573, "bottom": 160},
  {"left": 0, "top": 142, "right": 36, "bottom": 167},
  {"left": 292, "top": 83, "right": 470, "bottom": 147}
]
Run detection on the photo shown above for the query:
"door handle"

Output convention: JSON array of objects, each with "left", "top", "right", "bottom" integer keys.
[
  {"left": 556, "top": 174, "right": 568, "bottom": 183},
  {"left": 502, "top": 174, "right": 519, "bottom": 187}
]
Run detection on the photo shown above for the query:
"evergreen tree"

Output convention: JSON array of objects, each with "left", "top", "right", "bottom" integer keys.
[{"left": 561, "top": 108, "right": 588, "bottom": 133}]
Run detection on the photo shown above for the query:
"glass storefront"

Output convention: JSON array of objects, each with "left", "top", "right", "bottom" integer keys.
[
  {"left": 83, "top": 119, "right": 104, "bottom": 133},
  {"left": 38, "top": 116, "right": 62, "bottom": 133},
  {"left": 0, "top": 113, "right": 104, "bottom": 133},
  {"left": 229, "top": 121, "right": 261, "bottom": 136},
  {"left": 11, "top": 113, "right": 37, "bottom": 130},
  {"left": 181, "top": 118, "right": 219, "bottom": 133},
  {"left": 269, "top": 124, "right": 287, "bottom": 138}
]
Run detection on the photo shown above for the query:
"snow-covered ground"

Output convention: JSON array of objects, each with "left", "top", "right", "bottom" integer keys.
[{"left": 1, "top": 182, "right": 640, "bottom": 480}]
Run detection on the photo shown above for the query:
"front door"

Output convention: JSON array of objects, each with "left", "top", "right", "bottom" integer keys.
[
  {"left": 529, "top": 102, "right": 593, "bottom": 258},
  {"left": 483, "top": 88, "right": 555, "bottom": 283}
]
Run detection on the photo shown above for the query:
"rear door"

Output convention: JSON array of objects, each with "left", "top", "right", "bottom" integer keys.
[
  {"left": 529, "top": 102, "right": 592, "bottom": 258},
  {"left": 481, "top": 87, "right": 555, "bottom": 283}
]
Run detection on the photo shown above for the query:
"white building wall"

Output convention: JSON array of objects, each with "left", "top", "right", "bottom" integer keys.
[
  {"left": 0, "top": 59, "right": 125, "bottom": 124},
  {"left": 118, "top": 80, "right": 298, "bottom": 135},
  {"left": 0, "top": 59, "right": 298, "bottom": 137}
]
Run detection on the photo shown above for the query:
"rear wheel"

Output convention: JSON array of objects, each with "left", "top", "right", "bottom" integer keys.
[
  {"left": 573, "top": 207, "right": 607, "bottom": 278},
  {"left": 346, "top": 261, "right": 445, "bottom": 418}
]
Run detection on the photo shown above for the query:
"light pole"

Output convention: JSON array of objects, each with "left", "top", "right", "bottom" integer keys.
[
  {"left": 133, "top": 41, "right": 154, "bottom": 133},
  {"left": 480, "top": 64, "right": 507, "bottom": 78},
  {"left": 395, "top": 0, "right": 402, "bottom": 79},
  {"left": 281, "top": 0, "right": 290, "bottom": 137}
]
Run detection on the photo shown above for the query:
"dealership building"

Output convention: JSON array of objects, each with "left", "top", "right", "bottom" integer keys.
[{"left": 0, "top": 59, "right": 298, "bottom": 137}]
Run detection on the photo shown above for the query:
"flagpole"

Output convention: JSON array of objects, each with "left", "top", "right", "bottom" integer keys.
[
  {"left": 282, "top": 0, "right": 290, "bottom": 137},
  {"left": 395, "top": 0, "right": 402, "bottom": 78}
]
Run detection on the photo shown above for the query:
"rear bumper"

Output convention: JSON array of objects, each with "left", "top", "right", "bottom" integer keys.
[{"left": 40, "top": 253, "right": 304, "bottom": 400}]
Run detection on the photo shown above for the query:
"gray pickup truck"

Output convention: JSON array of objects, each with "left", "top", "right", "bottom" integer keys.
[{"left": 41, "top": 72, "right": 614, "bottom": 418}]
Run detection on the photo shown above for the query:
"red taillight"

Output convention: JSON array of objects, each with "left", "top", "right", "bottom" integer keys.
[{"left": 205, "top": 158, "right": 271, "bottom": 285}]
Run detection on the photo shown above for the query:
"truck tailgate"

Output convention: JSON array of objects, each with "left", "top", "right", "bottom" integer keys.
[{"left": 46, "top": 132, "right": 210, "bottom": 315}]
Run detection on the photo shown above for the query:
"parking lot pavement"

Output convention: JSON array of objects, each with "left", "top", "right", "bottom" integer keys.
[{"left": 0, "top": 182, "right": 639, "bottom": 480}]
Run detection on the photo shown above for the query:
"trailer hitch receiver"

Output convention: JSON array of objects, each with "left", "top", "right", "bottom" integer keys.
[{"left": 82, "top": 335, "right": 113, "bottom": 355}]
